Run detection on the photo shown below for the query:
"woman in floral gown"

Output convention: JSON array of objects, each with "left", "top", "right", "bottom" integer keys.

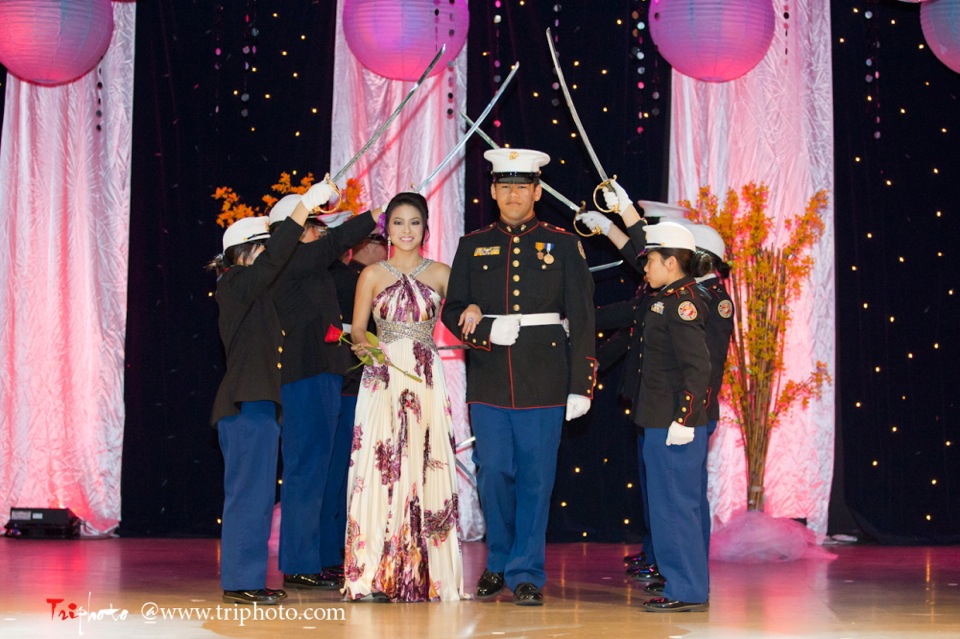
[{"left": 343, "top": 192, "right": 466, "bottom": 602}]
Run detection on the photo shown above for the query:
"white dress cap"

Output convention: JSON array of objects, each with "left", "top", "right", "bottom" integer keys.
[
  {"left": 642, "top": 221, "right": 697, "bottom": 253},
  {"left": 636, "top": 199, "right": 692, "bottom": 219},
  {"left": 684, "top": 223, "right": 726, "bottom": 260},
  {"left": 484, "top": 148, "right": 550, "bottom": 183},
  {"left": 223, "top": 216, "right": 271, "bottom": 252},
  {"left": 268, "top": 194, "right": 302, "bottom": 226}
]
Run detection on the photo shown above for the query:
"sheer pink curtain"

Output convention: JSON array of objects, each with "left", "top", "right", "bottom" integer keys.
[
  {"left": 331, "top": 1, "right": 481, "bottom": 539},
  {"left": 668, "top": 0, "right": 835, "bottom": 535},
  {"left": 0, "top": 3, "right": 135, "bottom": 536}
]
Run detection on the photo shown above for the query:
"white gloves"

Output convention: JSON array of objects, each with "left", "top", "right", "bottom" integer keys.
[
  {"left": 666, "top": 421, "right": 695, "bottom": 446},
  {"left": 301, "top": 180, "right": 336, "bottom": 210},
  {"left": 565, "top": 394, "right": 592, "bottom": 421},
  {"left": 489, "top": 316, "right": 520, "bottom": 345},
  {"left": 603, "top": 179, "right": 632, "bottom": 214},
  {"left": 577, "top": 210, "right": 613, "bottom": 236}
]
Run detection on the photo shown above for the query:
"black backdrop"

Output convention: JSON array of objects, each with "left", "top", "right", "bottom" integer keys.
[{"left": 0, "top": 0, "right": 956, "bottom": 542}]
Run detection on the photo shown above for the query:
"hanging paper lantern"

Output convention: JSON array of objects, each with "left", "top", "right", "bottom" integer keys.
[
  {"left": 0, "top": 0, "right": 114, "bottom": 86},
  {"left": 921, "top": 0, "right": 960, "bottom": 74},
  {"left": 649, "top": 0, "right": 776, "bottom": 83},
  {"left": 343, "top": 0, "right": 469, "bottom": 81}
]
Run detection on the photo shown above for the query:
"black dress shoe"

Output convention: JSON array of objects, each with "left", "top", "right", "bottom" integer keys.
[
  {"left": 512, "top": 582, "right": 544, "bottom": 606},
  {"left": 222, "top": 589, "right": 287, "bottom": 605},
  {"left": 476, "top": 569, "right": 505, "bottom": 598},
  {"left": 623, "top": 551, "right": 647, "bottom": 564},
  {"left": 643, "top": 582, "right": 665, "bottom": 593},
  {"left": 628, "top": 564, "right": 664, "bottom": 582},
  {"left": 283, "top": 571, "right": 343, "bottom": 590},
  {"left": 642, "top": 597, "right": 708, "bottom": 612}
]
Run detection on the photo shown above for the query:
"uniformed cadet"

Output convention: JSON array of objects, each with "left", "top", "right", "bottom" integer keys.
[
  {"left": 266, "top": 191, "right": 379, "bottom": 593},
  {"left": 441, "top": 148, "right": 597, "bottom": 606},
  {"left": 578, "top": 185, "right": 693, "bottom": 580},
  {"left": 209, "top": 196, "right": 315, "bottom": 606},
  {"left": 633, "top": 221, "right": 712, "bottom": 612},
  {"left": 680, "top": 222, "right": 734, "bottom": 556}
]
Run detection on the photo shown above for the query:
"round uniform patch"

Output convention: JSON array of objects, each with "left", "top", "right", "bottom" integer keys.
[
  {"left": 717, "top": 299, "right": 733, "bottom": 319},
  {"left": 678, "top": 300, "right": 698, "bottom": 321}
]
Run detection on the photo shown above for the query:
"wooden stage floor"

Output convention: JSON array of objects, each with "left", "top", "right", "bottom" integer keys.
[{"left": 1, "top": 538, "right": 958, "bottom": 638}]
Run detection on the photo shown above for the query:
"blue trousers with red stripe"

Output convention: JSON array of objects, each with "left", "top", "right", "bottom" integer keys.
[{"left": 470, "top": 404, "right": 564, "bottom": 590}]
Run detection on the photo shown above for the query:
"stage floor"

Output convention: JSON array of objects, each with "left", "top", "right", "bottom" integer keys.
[{"left": 1, "top": 538, "right": 958, "bottom": 638}]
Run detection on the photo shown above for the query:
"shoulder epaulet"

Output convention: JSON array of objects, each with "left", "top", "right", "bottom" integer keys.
[
  {"left": 465, "top": 222, "right": 497, "bottom": 237},
  {"left": 540, "top": 221, "right": 574, "bottom": 236}
]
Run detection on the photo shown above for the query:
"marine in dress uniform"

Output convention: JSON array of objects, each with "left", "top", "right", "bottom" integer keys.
[
  {"left": 211, "top": 212, "right": 307, "bottom": 606},
  {"left": 634, "top": 221, "right": 711, "bottom": 612},
  {"left": 266, "top": 194, "right": 377, "bottom": 590},
  {"left": 682, "top": 223, "right": 734, "bottom": 555},
  {"left": 441, "top": 149, "right": 597, "bottom": 606}
]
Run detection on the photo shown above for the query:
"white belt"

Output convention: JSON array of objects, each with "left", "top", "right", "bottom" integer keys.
[
  {"left": 341, "top": 322, "right": 353, "bottom": 333},
  {"left": 484, "top": 312, "right": 563, "bottom": 327}
]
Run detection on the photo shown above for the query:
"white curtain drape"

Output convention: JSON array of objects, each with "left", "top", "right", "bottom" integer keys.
[
  {"left": 332, "top": 2, "right": 481, "bottom": 539},
  {"left": 0, "top": 3, "right": 136, "bottom": 536},
  {"left": 668, "top": 0, "right": 835, "bottom": 536}
]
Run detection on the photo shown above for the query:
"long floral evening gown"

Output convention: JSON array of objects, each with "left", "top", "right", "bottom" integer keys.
[{"left": 343, "top": 259, "right": 464, "bottom": 602}]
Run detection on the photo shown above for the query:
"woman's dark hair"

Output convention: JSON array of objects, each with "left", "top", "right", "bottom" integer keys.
[
  {"left": 385, "top": 192, "right": 430, "bottom": 242},
  {"left": 206, "top": 240, "right": 265, "bottom": 276},
  {"left": 650, "top": 247, "right": 696, "bottom": 276}
]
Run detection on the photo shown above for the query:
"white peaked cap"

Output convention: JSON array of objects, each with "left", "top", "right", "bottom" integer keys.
[
  {"left": 636, "top": 199, "right": 692, "bottom": 219},
  {"left": 268, "top": 194, "right": 303, "bottom": 226},
  {"left": 223, "top": 216, "right": 270, "bottom": 252},
  {"left": 642, "top": 221, "right": 697, "bottom": 253},
  {"left": 484, "top": 148, "right": 550, "bottom": 183}
]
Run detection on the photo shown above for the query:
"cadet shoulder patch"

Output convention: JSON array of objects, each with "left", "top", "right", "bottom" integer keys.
[
  {"left": 678, "top": 300, "right": 698, "bottom": 321},
  {"left": 717, "top": 299, "right": 734, "bottom": 319}
]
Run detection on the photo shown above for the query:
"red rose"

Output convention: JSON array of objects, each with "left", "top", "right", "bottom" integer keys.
[{"left": 324, "top": 325, "right": 344, "bottom": 343}]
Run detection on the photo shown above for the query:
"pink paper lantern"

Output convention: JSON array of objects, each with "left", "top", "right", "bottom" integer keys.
[
  {"left": 649, "top": 0, "right": 776, "bottom": 83},
  {"left": 0, "top": 0, "right": 114, "bottom": 86},
  {"left": 921, "top": 0, "right": 960, "bottom": 74},
  {"left": 343, "top": 0, "right": 469, "bottom": 81}
]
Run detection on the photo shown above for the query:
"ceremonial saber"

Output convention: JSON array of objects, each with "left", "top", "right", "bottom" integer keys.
[
  {"left": 545, "top": 28, "right": 619, "bottom": 215},
  {"left": 589, "top": 260, "right": 624, "bottom": 273},
  {"left": 459, "top": 111, "right": 580, "bottom": 213},
  {"left": 413, "top": 62, "right": 520, "bottom": 194},
  {"left": 332, "top": 45, "right": 446, "bottom": 184}
]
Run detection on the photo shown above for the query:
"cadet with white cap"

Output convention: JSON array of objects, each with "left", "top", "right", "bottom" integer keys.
[
  {"left": 262, "top": 183, "right": 381, "bottom": 592},
  {"left": 633, "top": 221, "right": 712, "bottom": 613},
  {"left": 208, "top": 197, "right": 314, "bottom": 606},
  {"left": 442, "top": 148, "right": 597, "bottom": 606},
  {"left": 675, "top": 221, "right": 734, "bottom": 559}
]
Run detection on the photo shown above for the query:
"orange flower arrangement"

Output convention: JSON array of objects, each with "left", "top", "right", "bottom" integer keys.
[
  {"left": 681, "top": 183, "right": 831, "bottom": 510},
  {"left": 212, "top": 172, "right": 368, "bottom": 228}
]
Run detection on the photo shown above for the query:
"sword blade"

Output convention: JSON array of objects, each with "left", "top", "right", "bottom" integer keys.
[
  {"left": 332, "top": 45, "right": 447, "bottom": 183},
  {"left": 588, "top": 260, "right": 624, "bottom": 273},
  {"left": 459, "top": 111, "right": 581, "bottom": 213},
  {"left": 545, "top": 28, "right": 609, "bottom": 182},
  {"left": 414, "top": 62, "right": 520, "bottom": 193}
]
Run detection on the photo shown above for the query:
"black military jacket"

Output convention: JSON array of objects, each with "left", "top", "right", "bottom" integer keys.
[
  {"left": 329, "top": 259, "right": 364, "bottom": 395},
  {"left": 211, "top": 219, "right": 303, "bottom": 426},
  {"left": 633, "top": 275, "right": 711, "bottom": 429},
  {"left": 695, "top": 275, "right": 734, "bottom": 421},
  {"left": 270, "top": 213, "right": 376, "bottom": 385},
  {"left": 442, "top": 216, "right": 597, "bottom": 408}
]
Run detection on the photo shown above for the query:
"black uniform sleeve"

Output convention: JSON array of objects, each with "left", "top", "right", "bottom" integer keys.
[
  {"left": 563, "top": 237, "right": 597, "bottom": 398},
  {"left": 666, "top": 295, "right": 711, "bottom": 426},
  {"left": 281, "top": 211, "right": 377, "bottom": 277},
  {"left": 441, "top": 238, "right": 494, "bottom": 351}
]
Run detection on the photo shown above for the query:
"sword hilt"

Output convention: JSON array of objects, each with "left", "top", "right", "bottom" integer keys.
[
  {"left": 573, "top": 200, "right": 602, "bottom": 237},
  {"left": 316, "top": 173, "right": 342, "bottom": 215},
  {"left": 593, "top": 175, "right": 619, "bottom": 214}
]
